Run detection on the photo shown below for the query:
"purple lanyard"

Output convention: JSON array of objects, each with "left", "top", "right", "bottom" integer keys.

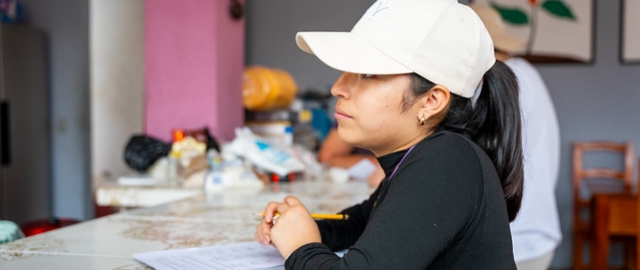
[
  {"left": 375, "top": 145, "right": 417, "bottom": 203},
  {"left": 387, "top": 145, "right": 416, "bottom": 181}
]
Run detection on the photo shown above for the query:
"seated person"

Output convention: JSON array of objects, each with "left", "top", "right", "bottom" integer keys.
[{"left": 317, "top": 128, "right": 385, "bottom": 187}]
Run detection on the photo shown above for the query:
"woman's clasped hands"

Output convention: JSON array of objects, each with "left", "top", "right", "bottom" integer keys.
[{"left": 254, "top": 196, "right": 322, "bottom": 258}]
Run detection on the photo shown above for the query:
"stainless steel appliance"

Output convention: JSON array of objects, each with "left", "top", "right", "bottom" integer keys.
[{"left": 0, "top": 24, "right": 50, "bottom": 224}]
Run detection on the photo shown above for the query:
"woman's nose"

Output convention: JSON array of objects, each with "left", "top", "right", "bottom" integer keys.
[{"left": 331, "top": 72, "right": 353, "bottom": 98}]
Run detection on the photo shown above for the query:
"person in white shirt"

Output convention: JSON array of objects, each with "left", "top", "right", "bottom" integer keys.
[{"left": 470, "top": 4, "right": 562, "bottom": 270}]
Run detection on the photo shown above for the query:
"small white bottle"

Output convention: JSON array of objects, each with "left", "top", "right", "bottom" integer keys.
[
  {"left": 283, "top": 125, "right": 293, "bottom": 146},
  {"left": 204, "top": 154, "right": 224, "bottom": 193}
]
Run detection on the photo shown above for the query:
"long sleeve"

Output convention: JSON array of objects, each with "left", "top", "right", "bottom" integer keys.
[
  {"left": 316, "top": 187, "right": 379, "bottom": 251},
  {"left": 285, "top": 132, "right": 516, "bottom": 270},
  {"left": 506, "top": 57, "right": 562, "bottom": 262}
]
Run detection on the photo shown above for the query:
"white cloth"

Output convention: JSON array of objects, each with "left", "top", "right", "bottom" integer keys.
[
  {"left": 348, "top": 158, "right": 378, "bottom": 180},
  {"left": 516, "top": 250, "right": 555, "bottom": 270},
  {"left": 506, "top": 57, "right": 562, "bottom": 263}
]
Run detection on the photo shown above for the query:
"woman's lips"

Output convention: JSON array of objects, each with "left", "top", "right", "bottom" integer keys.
[{"left": 334, "top": 108, "right": 353, "bottom": 120}]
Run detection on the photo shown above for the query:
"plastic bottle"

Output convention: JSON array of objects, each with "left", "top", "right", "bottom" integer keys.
[{"left": 204, "top": 154, "right": 224, "bottom": 193}]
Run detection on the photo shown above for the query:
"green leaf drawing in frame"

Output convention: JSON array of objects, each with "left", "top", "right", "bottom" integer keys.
[
  {"left": 490, "top": 2, "right": 529, "bottom": 25},
  {"left": 481, "top": 0, "right": 588, "bottom": 63},
  {"left": 541, "top": 0, "right": 577, "bottom": 20}
]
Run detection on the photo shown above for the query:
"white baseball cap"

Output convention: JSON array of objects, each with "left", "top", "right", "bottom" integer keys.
[
  {"left": 468, "top": 4, "right": 526, "bottom": 53},
  {"left": 296, "top": 0, "right": 496, "bottom": 98}
]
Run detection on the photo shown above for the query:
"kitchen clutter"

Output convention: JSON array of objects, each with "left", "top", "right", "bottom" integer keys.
[
  {"left": 122, "top": 126, "right": 322, "bottom": 193},
  {"left": 120, "top": 65, "right": 344, "bottom": 191}
]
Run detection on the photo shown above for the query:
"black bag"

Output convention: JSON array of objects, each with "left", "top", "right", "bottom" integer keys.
[{"left": 123, "top": 135, "right": 171, "bottom": 173}]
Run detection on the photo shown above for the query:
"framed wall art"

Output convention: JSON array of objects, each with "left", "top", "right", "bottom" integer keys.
[
  {"left": 472, "top": 0, "right": 595, "bottom": 63},
  {"left": 621, "top": 0, "right": 640, "bottom": 64}
]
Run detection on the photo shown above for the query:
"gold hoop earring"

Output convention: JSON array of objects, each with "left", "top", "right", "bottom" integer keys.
[{"left": 419, "top": 116, "right": 426, "bottom": 126}]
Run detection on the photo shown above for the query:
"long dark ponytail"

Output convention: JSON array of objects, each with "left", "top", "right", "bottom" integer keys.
[{"left": 407, "top": 60, "right": 524, "bottom": 221}]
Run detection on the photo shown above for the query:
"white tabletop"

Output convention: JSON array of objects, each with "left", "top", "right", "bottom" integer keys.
[{"left": 0, "top": 180, "right": 372, "bottom": 269}]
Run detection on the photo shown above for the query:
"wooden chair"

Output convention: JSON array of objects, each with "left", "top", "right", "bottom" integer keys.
[
  {"left": 573, "top": 141, "right": 635, "bottom": 270},
  {"left": 592, "top": 193, "right": 637, "bottom": 270}
]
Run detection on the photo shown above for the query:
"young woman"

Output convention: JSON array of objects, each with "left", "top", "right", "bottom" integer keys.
[{"left": 255, "top": 0, "right": 524, "bottom": 269}]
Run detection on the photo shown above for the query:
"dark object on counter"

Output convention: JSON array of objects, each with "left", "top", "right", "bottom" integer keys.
[
  {"left": 124, "top": 135, "right": 171, "bottom": 173},
  {"left": 200, "top": 128, "right": 221, "bottom": 153}
]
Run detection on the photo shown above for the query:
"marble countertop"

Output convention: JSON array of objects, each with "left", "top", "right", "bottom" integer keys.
[
  {"left": 95, "top": 184, "right": 201, "bottom": 208},
  {"left": 0, "top": 180, "right": 373, "bottom": 269}
]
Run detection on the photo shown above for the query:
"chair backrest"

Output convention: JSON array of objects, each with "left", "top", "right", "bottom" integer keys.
[{"left": 572, "top": 141, "right": 635, "bottom": 231}]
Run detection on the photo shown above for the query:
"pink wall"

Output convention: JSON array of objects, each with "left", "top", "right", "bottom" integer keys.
[{"left": 145, "top": 0, "right": 244, "bottom": 142}]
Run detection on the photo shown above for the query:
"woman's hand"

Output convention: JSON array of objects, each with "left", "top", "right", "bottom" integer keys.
[
  {"left": 255, "top": 196, "right": 322, "bottom": 258},
  {"left": 255, "top": 200, "right": 279, "bottom": 246}
]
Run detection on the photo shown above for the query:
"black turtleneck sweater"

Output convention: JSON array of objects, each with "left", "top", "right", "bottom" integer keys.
[{"left": 284, "top": 131, "right": 516, "bottom": 270}]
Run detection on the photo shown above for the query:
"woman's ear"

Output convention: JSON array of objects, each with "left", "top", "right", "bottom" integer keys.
[{"left": 418, "top": 84, "right": 451, "bottom": 119}]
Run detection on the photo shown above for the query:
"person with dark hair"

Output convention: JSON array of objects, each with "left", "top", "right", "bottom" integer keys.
[
  {"left": 255, "top": 0, "right": 524, "bottom": 269},
  {"left": 470, "top": 5, "right": 562, "bottom": 270}
]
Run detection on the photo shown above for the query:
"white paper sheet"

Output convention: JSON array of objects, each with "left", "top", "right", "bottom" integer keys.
[{"left": 133, "top": 242, "right": 285, "bottom": 270}]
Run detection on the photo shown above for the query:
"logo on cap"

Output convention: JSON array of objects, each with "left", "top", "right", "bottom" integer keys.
[{"left": 368, "top": 1, "right": 390, "bottom": 20}]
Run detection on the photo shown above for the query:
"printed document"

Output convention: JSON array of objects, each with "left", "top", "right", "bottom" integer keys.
[{"left": 134, "top": 242, "right": 284, "bottom": 270}]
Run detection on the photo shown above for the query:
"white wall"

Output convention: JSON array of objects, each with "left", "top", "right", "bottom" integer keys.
[{"left": 90, "top": 0, "right": 144, "bottom": 186}]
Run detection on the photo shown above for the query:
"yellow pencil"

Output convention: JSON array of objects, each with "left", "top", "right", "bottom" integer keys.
[{"left": 254, "top": 212, "right": 348, "bottom": 220}]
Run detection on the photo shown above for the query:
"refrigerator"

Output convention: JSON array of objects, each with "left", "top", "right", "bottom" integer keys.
[{"left": 0, "top": 24, "right": 51, "bottom": 225}]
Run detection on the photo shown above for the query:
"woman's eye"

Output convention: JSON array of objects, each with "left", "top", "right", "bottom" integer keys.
[{"left": 360, "top": 74, "right": 376, "bottom": 79}]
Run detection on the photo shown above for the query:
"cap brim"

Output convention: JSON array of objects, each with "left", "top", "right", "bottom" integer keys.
[{"left": 296, "top": 32, "right": 412, "bottom": 75}]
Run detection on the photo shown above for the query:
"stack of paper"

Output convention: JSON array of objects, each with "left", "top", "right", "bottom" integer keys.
[{"left": 134, "top": 242, "right": 285, "bottom": 270}]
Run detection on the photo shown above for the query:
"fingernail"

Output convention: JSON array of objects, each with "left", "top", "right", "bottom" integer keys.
[{"left": 264, "top": 235, "right": 270, "bottom": 244}]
